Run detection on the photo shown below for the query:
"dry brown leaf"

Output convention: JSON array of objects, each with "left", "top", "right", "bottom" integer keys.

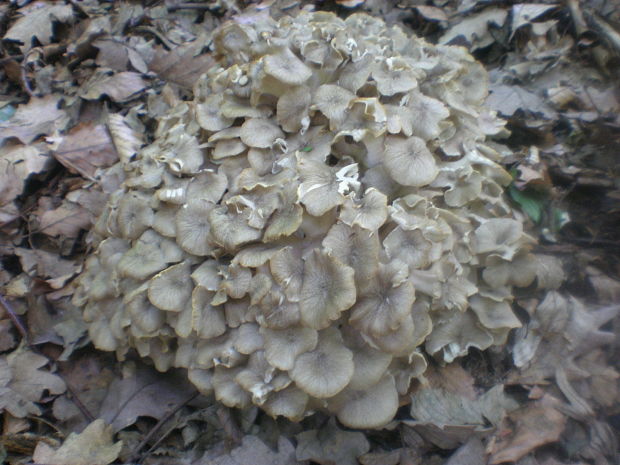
[
  {"left": 149, "top": 41, "right": 215, "bottom": 89},
  {"left": 32, "top": 419, "right": 122, "bottom": 465},
  {"left": 99, "top": 364, "right": 195, "bottom": 431},
  {"left": 38, "top": 201, "right": 92, "bottom": 238},
  {"left": 0, "top": 143, "right": 51, "bottom": 208},
  {"left": 52, "top": 122, "right": 118, "bottom": 179},
  {"left": 203, "top": 435, "right": 300, "bottom": 465},
  {"left": 0, "top": 345, "right": 66, "bottom": 418},
  {"left": 4, "top": 2, "right": 74, "bottom": 52},
  {"left": 444, "top": 437, "right": 486, "bottom": 465},
  {"left": 359, "top": 449, "right": 401, "bottom": 465},
  {"left": 0, "top": 95, "right": 68, "bottom": 144},
  {"left": 487, "top": 83, "right": 557, "bottom": 119},
  {"left": 81, "top": 71, "right": 148, "bottom": 102},
  {"left": 296, "top": 418, "right": 369, "bottom": 465},
  {"left": 489, "top": 402, "right": 566, "bottom": 464},
  {"left": 14, "top": 247, "right": 78, "bottom": 289},
  {"left": 425, "top": 363, "right": 477, "bottom": 400},
  {"left": 53, "top": 352, "right": 118, "bottom": 431},
  {"left": 440, "top": 8, "right": 508, "bottom": 50}
]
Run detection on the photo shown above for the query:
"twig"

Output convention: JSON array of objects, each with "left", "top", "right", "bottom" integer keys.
[
  {"left": 55, "top": 371, "right": 95, "bottom": 422},
  {"left": 0, "top": 294, "right": 29, "bottom": 342},
  {"left": 587, "top": 11, "right": 620, "bottom": 56},
  {"left": 564, "top": 0, "right": 609, "bottom": 70},
  {"left": 128, "top": 390, "right": 199, "bottom": 464}
]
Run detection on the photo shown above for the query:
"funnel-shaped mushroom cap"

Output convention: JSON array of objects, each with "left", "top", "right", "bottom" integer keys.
[
  {"left": 277, "top": 86, "right": 311, "bottom": 133},
  {"left": 290, "top": 328, "right": 354, "bottom": 398},
  {"left": 263, "top": 48, "right": 313, "bottom": 85},
  {"left": 117, "top": 191, "right": 154, "bottom": 239},
  {"left": 349, "top": 260, "right": 415, "bottom": 337},
  {"left": 472, "top": 218, "right": 523, "bottom": 258},
  {"left": 263, "top": 385, "right": 309, "bottom": 421},
  {"left": 313, "top": 84, "right": 355, "bottom": 128},
  {"left": 240, "top": 118, "right": 284, "bottom": 148},
  {"left": 339, "top": 188, "right": 389, "bottom": 231},
  {"left": 175, "top": 199, "right": 214, "bottom": 256},
  {"left": 262, "top": 326, "right": 318, "bottom": 371},
  {"left": 330, "top": 375, "right": 399, "bottom": 429},
  {"left": 299, "top": 249, "right": 356, "bottom": 329},
  {"left": 384, "top": 136, "right": 438, "bottom": 187},
  {"left": 148, "top": 263, "right": 193, "bottom": 312}
]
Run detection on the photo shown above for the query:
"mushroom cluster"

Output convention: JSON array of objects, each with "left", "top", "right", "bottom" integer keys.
[{"left": 74, "top": 12, "right": 537, "bottom": 428}]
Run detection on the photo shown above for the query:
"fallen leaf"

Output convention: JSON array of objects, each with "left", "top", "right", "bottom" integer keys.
[
  {"left": 405, "top": 385, "right": 518, "bottom": 449},
  {"left": 149, "top": 40, "right": 215, "bottom": 89},
  {"left": 38, "top": 200, "right": 92, "bottom": 238},
  {"left": 296, "top": 418, "right": 369, "bottom": 465},
  {"left": 415, "top": 6, "right": 449, "bottom": 22},
  {"left": 487, "top": 84, "right": 557, "bottom": 119},
  {"left": 53, "top": 352, "right": 117, "bottom": 431},
  {"left": 14, "top": 247, "right": 79, "bottom": 288},
  {"left": 511, "top": 4, "right": 558, "bottom": 36},
  {"left": 489, "top": 402, "right": 566, "bottom": 464},
  {"left": 32, "top": 419, "right": 122, "bottom": 465},
  {"left": 99, "top": 364, "right": 195, "bottom": 431},
  {"left": 4, "top": 2, "right": 74, "bottom": 52},
  {"left": 359, "top": 449, "right": 401, "bottom": 465},
  {"left": 0, "top": 95, "right": 67, "bottom": 144},
  {"left": 0, "top": 345, "right": 66, "bottom": 418},
  {"left": 203, "top": 435, "right": 300, "bottom": 465},
  {"left": 0, "top": 143, "right": 51, "bottom": 207},
  {"left": 52, "top": 122, "right": 119, "bottom": 179},
  {"left": 81, "top": 71, "right": 148, "bottom": 102},
  {"left": 444, "top": 437, "right": 487, "bottom": 465},
  {"left": 440, "top": 8, "right": 508, "bottom": 50}
]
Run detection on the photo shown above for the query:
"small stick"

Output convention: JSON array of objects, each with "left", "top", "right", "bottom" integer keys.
[
  {"left": 128, "top": 390, "right": 199, "bottom": 464},
  {"left": 0, "top": 294, "right": 29, "bottom": 342}
]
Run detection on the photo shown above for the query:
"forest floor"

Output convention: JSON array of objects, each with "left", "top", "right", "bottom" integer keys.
[{"left": 0, "top": 1, "right": 619, "bottom": 464}]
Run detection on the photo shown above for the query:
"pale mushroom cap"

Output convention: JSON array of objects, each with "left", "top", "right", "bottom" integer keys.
[
  {"left": 384, "top": 136, "right": 438, "bottom": 187},
  {"left": 299, "top": 249, "right": 356, "bottom": 329},
  {"left": 290, "top": 328, "right": 354, "bottom": 398},
  {"left": 175, "top": 200, "right": 214, "bottom": 256},
  {"left": 239, "top": 118, "right": 284, "bottom": 148},
  {"left": 148, "top": 263, "right": 193, "bottom": 312},
  {"left": 263, "top": 48, "right": 313, "bottom": 85},
  {"left": 332, "top": 375, "right": 399, "bottom": 429},
  {"left": 262, "top": 326, "right": 318, "bottom": 371}
]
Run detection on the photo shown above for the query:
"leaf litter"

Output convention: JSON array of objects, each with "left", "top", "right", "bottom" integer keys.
[{"left": 0, "top": 0, "right": 619, "bottom": 464}]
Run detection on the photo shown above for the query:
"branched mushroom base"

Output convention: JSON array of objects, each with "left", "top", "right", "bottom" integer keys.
[{"left": 75, "top": 12, "right": 537, "bottom": 429}]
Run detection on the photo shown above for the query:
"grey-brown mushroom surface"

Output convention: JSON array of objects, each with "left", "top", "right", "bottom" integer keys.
[{"left": 74, "top": 11, "right": 536, "bottom": 429}]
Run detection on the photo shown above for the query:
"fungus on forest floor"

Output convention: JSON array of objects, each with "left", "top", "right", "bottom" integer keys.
[{"left": 75, "top": 11, "right": 543, "bottom": 429}]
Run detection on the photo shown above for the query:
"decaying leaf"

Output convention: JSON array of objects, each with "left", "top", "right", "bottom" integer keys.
[
  {"left": 4, "top": 2, "right": 74, "bottom": 52},
  {"left": 440, "top": 8, "right": 508, "bottom": 49},
  {"left": 38, "top": 200, "right": 93, "bottom": 238},
  {"left": 149, "top": 40, "right": 215, "bottom": 89},
  {"left": 32, "top": 419, "right": 122, "bottom": 465},
  {"left": 0, "top": 143, "right": 51, "bottom": 209},
  {"left": 14, "top": 247, "right": 79, "bottom": 289},
  {"left": 203, "top": 435, "right": 300, "bottom": 465},
  {"left": 0, "top": 345, "right": 66, "bottom": 418},
  {"left": 51, "top": 122, "right": 119, "bottom": 179},
  {"left": 296, "top": 418, "right": 370, "bottom": 465},
  {"left": 80, "top": 71, "right": 148, "bottom": 102},
  {"left": 487, "top": 83, "right": 557, "bottom": 119},
  {"left": 99, "top": 364, "right": 196, "bottom": 431},
  {"left": 0, "top": 95, "right": 68, "bottom": 144},
  {"left": 489, "top": 401, "right": 566, "bottom": 464}
]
